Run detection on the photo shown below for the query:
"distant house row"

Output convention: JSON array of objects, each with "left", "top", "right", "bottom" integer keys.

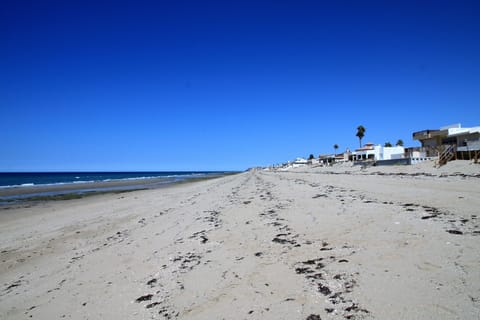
[
  {"left": 276, "top": 123, "right": 480, "bottom": 170},
  {"left": 351, "top": 124, "right": 480, "bottom": 166}
]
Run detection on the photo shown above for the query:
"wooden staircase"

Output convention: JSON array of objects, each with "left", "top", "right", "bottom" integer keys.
[{"left": 438, "top": 144, "right": 456, "bottom": 166}]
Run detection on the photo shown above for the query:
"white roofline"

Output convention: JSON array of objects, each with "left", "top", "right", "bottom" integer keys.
[{"left": 447, "top": 126, "right": 480, "bottom": 137}]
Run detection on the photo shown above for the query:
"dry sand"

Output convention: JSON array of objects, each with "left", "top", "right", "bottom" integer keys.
[{"left": 1, "top": 161, "right": 479, "bottom": 319}]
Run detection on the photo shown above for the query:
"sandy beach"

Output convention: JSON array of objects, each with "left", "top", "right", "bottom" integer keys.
[{"left": 1, "top": 161, "right": 479, "bottom": 319}]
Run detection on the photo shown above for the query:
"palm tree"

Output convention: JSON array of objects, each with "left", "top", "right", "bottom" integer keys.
[
  {"left": 308, "top": 154, "right": 315, "bottom": 160},
  {"left": 396, "top": 139, "right": 404, "bottom": 147},
  {"left": 333, "top": 144, "right": 339, "bottom": 157},
  {"left": 384, "top": 142, "right": 392, "bottom": 147},
  {"left": 356, "top": 125, "right": 366, "bottom": 148}
]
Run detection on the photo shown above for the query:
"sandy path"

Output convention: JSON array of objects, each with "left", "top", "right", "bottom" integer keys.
[{"left": 1, "top": 169, "right": 479, "bottom": 319}]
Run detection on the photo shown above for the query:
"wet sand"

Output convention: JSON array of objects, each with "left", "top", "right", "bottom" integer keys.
[
  {"left": 0, "top": 177, "right": 172, "bottom": 198},
  {"left": 1, "top": 161, "right": 479, "bottom": 319}
]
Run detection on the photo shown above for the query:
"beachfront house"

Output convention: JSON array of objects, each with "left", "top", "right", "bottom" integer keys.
[
  {"left": 351, "top": 143, "right": 376, "bottom": 161},
  {"left": 333, "top": 148, "right": 351, "bottom": 163},
  {"left": 317, "top": 149, "right": 351, "bottom": 165},
  {"left": 413, "top": 123, "right": 480, "bottom": 164},
  {"left": 292, "top": 157, "right": 309, "bottom": 168},
  {"left": 351, "top": 143, "right": 405, "bottom": 163}
]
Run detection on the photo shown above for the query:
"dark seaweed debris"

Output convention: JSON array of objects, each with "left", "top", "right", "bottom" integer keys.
[
  {"left": 146, "top": 278, "right": 157, "bottom": 287},
  {"left": 146, "top": 302, "right": 161, "bottom": 309},
  {"left": 318, "top": 284, "right": 332, "bottom": 296},
  {"left": 447, "top": 230, "right": 463, "bottom": 235},
  {"left": 135, "top": 294, "right": 153, "bottom": 302}
]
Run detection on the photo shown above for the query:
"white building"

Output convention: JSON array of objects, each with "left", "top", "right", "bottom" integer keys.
[
  {"left": 352, "top": 143, "right": 405, "bottom": 161},
  {"left": 292, "top": 157, "right": 309, "bottom": 167},
  {"left": 381, "top": 145, "right": 405, "bottom": 160}
]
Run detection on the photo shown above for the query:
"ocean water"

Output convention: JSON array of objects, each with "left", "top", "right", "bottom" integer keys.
[{"left": 0, "top": 171, "right": 226, "bottom": 189}]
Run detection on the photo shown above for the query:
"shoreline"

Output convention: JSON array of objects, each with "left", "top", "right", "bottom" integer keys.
[{"left": 0, "top": 172, "right": 236, "bottom": 200}]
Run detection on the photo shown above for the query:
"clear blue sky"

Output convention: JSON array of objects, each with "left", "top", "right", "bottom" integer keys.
[{"left": 1, "top": 0, "right": 479, "bottom": 171}]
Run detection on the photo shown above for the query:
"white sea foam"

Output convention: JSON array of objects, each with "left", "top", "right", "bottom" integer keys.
[
  {"left": 0, "top": 183, "right": 35, "bottom": 189},
  {"left": 0, "top": 172, "right": 218, "bottom": 190}
]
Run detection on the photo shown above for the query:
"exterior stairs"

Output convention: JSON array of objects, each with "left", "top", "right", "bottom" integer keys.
[{"left": 438, "top": 144, "right": 456, "bottom": 166}]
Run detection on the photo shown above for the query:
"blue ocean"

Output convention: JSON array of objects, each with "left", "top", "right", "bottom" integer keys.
[{"left": 0, "top": 171, "right": 225, "bottom": 189}]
